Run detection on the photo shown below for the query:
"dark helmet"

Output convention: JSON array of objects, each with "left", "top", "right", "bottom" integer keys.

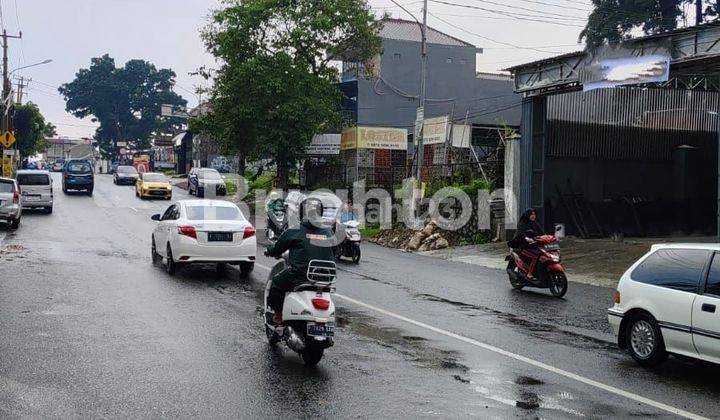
[{"left": 299, "top": 197, "right": 324, "bottom": 225}]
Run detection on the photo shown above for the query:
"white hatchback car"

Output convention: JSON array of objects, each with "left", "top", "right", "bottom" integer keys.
[
  {"left": 609, "top": 243, "right": 720, "bottom": 367},
  {"left": 151, "top": 200, "right": 256, "bottom": 277}
]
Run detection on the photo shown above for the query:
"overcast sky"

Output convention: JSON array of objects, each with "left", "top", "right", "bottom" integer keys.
[{"left": 17, "top": 0, "right": 588, "bottom": 139}]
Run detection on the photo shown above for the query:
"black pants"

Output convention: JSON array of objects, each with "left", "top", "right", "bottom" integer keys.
[{"left": 267, "top": 269, "right": 303, "bottom": 314}]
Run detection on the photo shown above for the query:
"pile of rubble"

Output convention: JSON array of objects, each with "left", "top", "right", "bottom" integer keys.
[{"left": 372, "top": 221, "right": 450, "bottom": 252}]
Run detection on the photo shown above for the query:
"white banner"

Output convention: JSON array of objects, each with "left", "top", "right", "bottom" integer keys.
[
  {"left": 306, "top": 134, "right": 341, "bottom": 155},
  {"left": 451, "top": 124, "right": 471, "bottom": 148},
  {"left": 423, "top": 116, "right": 449, "bottom": 145}
]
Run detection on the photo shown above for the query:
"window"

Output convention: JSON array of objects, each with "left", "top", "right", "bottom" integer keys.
[
  {"left": 446, "top": 58, "right": 453, "bottom": 63},
  {"left": 142, "top": 174, "right": 167, "bottom": 183},
  {"left": 17, "top": 173, "right": 50, "bottom": 185},
  {"left": 0, "top": 180, "right": 13, "bottom": 193},
  {"left": 186, "top": 205, "right": 244, "bottom": 221},
  {"left": 198, "top": 170, "right": 222, "bottom": 180},
  {"left": 393, "top": 53, "right": 401, "bottom": 60},
  {"left": 705, "top": 254, "right": 720, "bottom": 296},
  {"left": 67, "top": 162, "right": 91, "bottom": 173},
  {"left": 631, "top": 249, "right": 710, "bottom": 292},
  {"left": 161, "top": 205, "right": 177, "bottom": 221},
  {"left": 117, "top": 166, "right": 138, "bottom": 174}
]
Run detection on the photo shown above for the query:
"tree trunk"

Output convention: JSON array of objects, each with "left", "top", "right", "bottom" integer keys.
[
  {"left": 237, "top": 153, "right": 246, "bottom": 178},
  {"left": 276, "top": 152, "right": 289, "bottom": 191}
]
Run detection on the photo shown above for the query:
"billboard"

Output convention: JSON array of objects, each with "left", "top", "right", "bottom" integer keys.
[
  {"left": 581, "top": 45, "right": 671, "bottom": 92},
  {"left": 341, "top": 126, "right": 407, "bottom": 150},
  {"left": 422, "top": 116, "right": 450, "bottom": 145}
]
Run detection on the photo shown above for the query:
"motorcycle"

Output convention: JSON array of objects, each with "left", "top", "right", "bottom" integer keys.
[
  {"left": 506, "top": 234, "right": 568, "bottom": 298},
  {"left": 335, "top": 220, "right": 361, "bottom": 263},
  {"left": 265, "top": 199, "right": 287, "bottom": 242},
  {"left": 263, "top": 254, "right": 337, "bottom": 366}
]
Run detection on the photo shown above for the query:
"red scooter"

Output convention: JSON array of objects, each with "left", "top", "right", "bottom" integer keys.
[{"left": 506, "top": 234, "right": 568, "bottom": 298}]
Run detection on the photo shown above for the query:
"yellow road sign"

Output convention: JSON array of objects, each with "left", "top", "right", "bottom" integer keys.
[{"left": 0, "top": 131, "right": 15, "bottom": 148}]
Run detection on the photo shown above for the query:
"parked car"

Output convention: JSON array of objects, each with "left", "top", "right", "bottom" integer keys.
[
  {"left": 136, "top": 172, "right": 172, "bottom": 200},
  {"left": 16, "top": 170, "right": 53, "bottom": 213},
  {"left": 62, "top": 160, "right": 95, "bottom": 195},
  {"left": 188, "top": 168, "right": 226, "bottom": 197},
  {"left": 609, "top": 243, "right": 720, "bottom": 367},
  {"left": 114, "top": 165, "right": 139, "bottom": 185},
  {"left": 0, "top": 177, "right": 21, "bottom": 229},
  {"left": 150, "top": 200, "right": 256, "bottom": 276},
  {"left": 51, "top": 161, "right": 64, "bottom": 172}
]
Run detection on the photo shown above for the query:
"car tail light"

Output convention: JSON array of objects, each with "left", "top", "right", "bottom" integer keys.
[
  {"left": 12, "top": 191, "right": 19, "bottom": 204},
  {"left": 243, "top": 225, "right": 256, "bottom": 239},
  {"left": 177, "top": 225, "right": 197, "bottom": 239},
  {"left": 311, "top": 298, "right": 330, "bottom": 310},
  {"left": 613, "top": 290, "right": 621, "bottom": 304}
]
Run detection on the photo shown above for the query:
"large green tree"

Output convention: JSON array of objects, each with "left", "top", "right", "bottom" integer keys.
[
  {"left": 581, "top": 0, "right": 717, "bottom": 49},
  {"left": 194, "top": 0, "right": 382, "bottom": 188},
  {"left": 58, "top": 54, "right": 186, "bottom": 158},
  {"left": 13, "top": 102, "right": 56, "bottom": 157}
]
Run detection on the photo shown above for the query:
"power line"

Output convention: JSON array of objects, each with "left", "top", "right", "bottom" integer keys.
[
  {"left": 467, "top": 0, "right": 587, "bottom": 20},
  {"left": 507, "top": 0, "right": 590, "bottom": 12},
  {"left": 428, "top": 0, "right": 585, "bottom": 27},
  {"left": 429, "top": 11, "right": 568, "bottom": 53}
]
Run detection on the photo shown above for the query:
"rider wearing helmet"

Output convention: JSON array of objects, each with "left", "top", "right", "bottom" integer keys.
[{"left": 265, "top": 197, "right": 335, "bottom": 324}]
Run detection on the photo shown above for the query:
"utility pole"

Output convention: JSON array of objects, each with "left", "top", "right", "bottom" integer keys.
[
  {"left": 15, "top": 76, "right": 29, "bottom": 105},
  {"left": 0, "top": 29, "right": 21, "bottom": 176},
  {"left": 414, "top": 0, "right": 428, "bottom": 184}
]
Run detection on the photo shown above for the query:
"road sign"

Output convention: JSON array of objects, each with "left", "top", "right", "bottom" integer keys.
[
  {"left": 0, "top": 130, "right": 15, "bottom": 148},
  {"left": 414, "top": 107, "right": 424, "bottom": 143},
  {"left": 161, "top": 104, "right": 189, "bottom": 119}
]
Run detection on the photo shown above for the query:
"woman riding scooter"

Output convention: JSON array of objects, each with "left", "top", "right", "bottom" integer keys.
[{"left": 508, "top": 208, "right": 544, "bottom": 279}]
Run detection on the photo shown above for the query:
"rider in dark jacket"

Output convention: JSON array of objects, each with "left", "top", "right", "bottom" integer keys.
[
  {"left": 508, "top": 208, "right": 544, "bottom": 279},
  {"left": 266, "top": 198, "right": 335, "bottom": 324}
]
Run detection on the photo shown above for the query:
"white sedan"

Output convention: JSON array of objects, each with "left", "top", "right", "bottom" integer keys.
[{"left": 151, "top": 200, "right": 256, "bottom": 277}]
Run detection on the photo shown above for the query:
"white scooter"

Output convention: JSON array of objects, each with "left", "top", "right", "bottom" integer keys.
[
  {"left": 263, "top": 255, "right": 337, "bottom": 366},
  {"left": 335, "top": 220, "right": 362, "bottom": 263}
]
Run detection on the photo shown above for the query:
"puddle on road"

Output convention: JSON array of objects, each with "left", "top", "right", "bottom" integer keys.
[{"left": 415, "top": 293, "right": 618, "bottom": 353}]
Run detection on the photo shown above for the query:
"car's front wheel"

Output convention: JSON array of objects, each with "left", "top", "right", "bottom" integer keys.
[
  {"left": 626, "top": 313, "right": 668, "bottom": 367},
  {"left": 151, "top": 237, "right": 161, "bottom": 265}
]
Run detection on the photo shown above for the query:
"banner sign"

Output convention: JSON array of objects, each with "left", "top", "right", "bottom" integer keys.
[
  {"left": 581, "top": 45, "right": 670, "bottom": 92},
  {"left": 306, "top": 134, "right": 341, "bottom": 155},
  {"left": 341, "top": 127, "right": 407, "bottom": 150},
  {"left": 451, "top": 124, "right": 472, "bottom": 148},
  {"left": 423, "top": 116, "right": 449, "bottom": 145}
]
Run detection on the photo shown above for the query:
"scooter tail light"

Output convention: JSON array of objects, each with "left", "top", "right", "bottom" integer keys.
[
  {"left": 613, "top": 290, "right": 621, "bottom": 304},
  {"left": 243, "top": 225, "right": 256, "bottom": 239},
  {"left": 177, "top": 225, "right": 197, "bottom": 239},
  {"left": 311, "top": 298, "right": 330, "bottom": 310}
]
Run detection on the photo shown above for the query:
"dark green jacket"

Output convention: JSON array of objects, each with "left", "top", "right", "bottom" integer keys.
[{"left": 267, "top": 222, "right": 335, "bottom": 275}]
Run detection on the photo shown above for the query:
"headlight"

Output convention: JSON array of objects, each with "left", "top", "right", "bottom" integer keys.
[
  {"left": 551, "top": 255, "right": 560, "bottom": 262},
  {"left": 166, "top": 185, "right": 172, "bottom": 190}
]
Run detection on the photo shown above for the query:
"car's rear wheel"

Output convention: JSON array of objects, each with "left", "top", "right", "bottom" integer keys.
[
  {"left": 626, "top": 313, "right": 668, "bottom": 367},
  {"left": 9, "top": 218, "right": 19, "bottom": 229},
  {"left": 46, "top": 206, "right": 53, "bottom": 214},
  {"left": 240, "top": 262, "right": 254, "bottom": 278},
  {"left": 87, "top": 188, "right": 93, "bottom": 196},
  {"left": 166, "top": 244, "right": 177, "bottom": 275}
]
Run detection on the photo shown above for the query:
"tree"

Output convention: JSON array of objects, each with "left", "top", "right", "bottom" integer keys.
[
  {"left": 58, "top": 54, "right": 186, "bottom": 158},
  {"left": 194, "top": 0, "right": 382, "bottom": 188},
  {"left": 581, "top": 0, "right": 710, "bottom": 49},
  {"left": 13, "top": 102, "right": 55, "bottom": 157}
]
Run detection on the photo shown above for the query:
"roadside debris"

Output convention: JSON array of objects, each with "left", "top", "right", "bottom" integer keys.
[{"left": 372, "top": 221, "right": 450, "bottom": 252}]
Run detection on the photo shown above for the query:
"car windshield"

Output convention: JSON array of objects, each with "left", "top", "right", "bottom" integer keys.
[
  {"left": 0, "top": 181, "right": 13, "bottom": 193},
  {"left": 143, "top": 174, "right": 167, "bottom": 182},
  {"left": 185, "top": 205, "right": 245, "bottom": 221},
  {"left": 118, "top": 166, "right": 138, "bottom": 174},
  {"left": 199, "top": 170, "right": 222, "bottom": 180},
  {"left": 17, "top": 173, "right": 50, "bottom": 185},
  {"left": 67, "top": 162, "right": 92, "bottom": 173}
]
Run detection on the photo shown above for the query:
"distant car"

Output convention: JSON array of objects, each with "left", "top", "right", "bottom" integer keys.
[
  {"left": 188, "top": 168, "right": 226, "bottom": 198},
  {"left": 150, "top": 200, "right": 256, "bottom": 276},
  {"left": 0, "top": 177, "right": 21, "bottom": 229},
  {"left": 136, "top": 172, "right": 172, "bottom": 200},
  {"left": 114, "top": 165, "right": 139, "bottom": 185},
  {"left": 16, "top": 170, "right": 53, "bottom": 214},
  {"left": 609, "top": 244, "right": 720, "bottom": 368},
  {"left": 51, "top": 161, "right": 64, "bottom": 172},
  {"left": 62, "top": 160, "right": 95, "bottom": 195}
]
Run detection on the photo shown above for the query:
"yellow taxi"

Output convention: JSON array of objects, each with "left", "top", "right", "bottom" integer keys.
[{"left": 136, "top": 172, "right": 172, "bottom": 200}]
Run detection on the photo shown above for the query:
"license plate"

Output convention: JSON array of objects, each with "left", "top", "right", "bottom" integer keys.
[
  {"left": 208, "top": 232, "right": 233, "bottom": 242},
  {"left": 545, "top": 244, "right": 560, "bottom": 251},
  {"left": 307, "top": 323, "right": 335, "bottom": 337}
]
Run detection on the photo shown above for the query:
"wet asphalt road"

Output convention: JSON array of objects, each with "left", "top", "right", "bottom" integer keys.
[{"left": 0, "top": 173, "right": 718, "bottom": 419}]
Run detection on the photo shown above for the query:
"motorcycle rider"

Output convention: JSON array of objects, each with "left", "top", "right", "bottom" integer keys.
[
  {"left": 508, "top": 208, "right": 544, "bottom": 279},
  {"left": 265, "top": 197, "right": 335, "bottom": 325}
]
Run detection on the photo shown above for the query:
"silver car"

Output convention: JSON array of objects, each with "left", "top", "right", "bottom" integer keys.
[
  {"left": 0, "top": 177, "right": 22, "bottom": 229},
  {"left": 16, "top": 170, "right": 53, "bottom": 213}
]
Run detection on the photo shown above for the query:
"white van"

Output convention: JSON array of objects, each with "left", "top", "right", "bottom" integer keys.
[{"left": 16, "top": 170, "right": 53, "bottom": 213}]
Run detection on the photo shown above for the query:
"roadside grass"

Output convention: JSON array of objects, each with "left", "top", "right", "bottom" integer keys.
[{"left": 359, "top": 225, "right": 382, "bottom": 239}]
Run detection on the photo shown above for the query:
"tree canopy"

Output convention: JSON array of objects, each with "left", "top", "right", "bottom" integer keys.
[
  {"left": 582, "top": 0, "right": 719, "bottom": 49},
  {"left": 13, "top": 102, "right": 56, "bottom": 157},
  {"left": 193, "top": 0, "right": 382, "bottom": 187},
  {"left": 58, "top": 54, "right": 186, "bottom": 157}
]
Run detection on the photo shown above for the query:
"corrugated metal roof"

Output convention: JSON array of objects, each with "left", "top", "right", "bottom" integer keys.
[{"left": 380, "top": 18, "right": 474, "bottom": 47}]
